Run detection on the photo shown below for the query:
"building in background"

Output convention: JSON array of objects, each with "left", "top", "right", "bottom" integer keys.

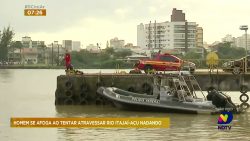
[
  {"left": 8, "top": 37, "right": 46, "bottom": 64},
  {"left": 22, "top": 36, "right": 32, "bottom": 48},
  {"left": 46, "top": 41, "right": 65, "bottom": 65},
  {"left": 137, "top": 8, "right": 203, "bottom": 53},
  {"left": 171, "top": 8, "right": 185, "bottom": 22},
  {"left": 32, "top": 41, "right": 45, "bottom": 48},
  {"left": 220, "top": 34, "right": 250, "bottom": 50},
  {"left": 137, "top": 21, "right": 170, "bottom": 49},
  {"left": 203, "top": 42, "right": 212, "bottom": 52},
  {"left": 86, "top": 44, "right": 101, "bottom": 53},
  {"left": 196, "top": 26, "right": 203, "bottom": 48},
  {"left": 222, "top": 34, "right": 235, "bottom": 43},
  {"left": 21, "top": 48, "right": 38, "bottom": 64},
  {"left": 8, "top": 48, "right": 21, "bottom": 64},
  {"left": 221, "top": 34, "right": 236, "bottom": 47},
  {"left": 22, "top": 36, "right": 45, "bottom": 48},
  {"left": 170, "top": 21, "right": 197, "bottom": 52},
  {"left": 72, "top": 41, "right": 81, "bottom": 51},
  {"left": 62, "top": 40, "right": 73, "bottom": 51},
  {"left": 137, "top": 23, "right": 146, "bottom": 49},
  {"left": 110, "top": 37, "right": 125, "bottom": 48},
  {"left": 124, "top": 43, "right": 139, "bottom": 48},
  {"left": 235, "top": 34, "right": 250, "bottom": 50}
]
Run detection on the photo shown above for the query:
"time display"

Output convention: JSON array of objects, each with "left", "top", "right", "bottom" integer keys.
[{"left": 24, "top": 9, "right": 46, "bottom": 16}]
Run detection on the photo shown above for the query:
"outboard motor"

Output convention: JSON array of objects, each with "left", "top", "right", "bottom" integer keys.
[{"left": 207, "top": 90, "right": 237, "bottom": 111}]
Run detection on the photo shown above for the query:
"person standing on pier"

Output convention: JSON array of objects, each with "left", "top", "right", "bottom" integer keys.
[{"left": 64, "top": 50, "right": 73, "bottom": 70}]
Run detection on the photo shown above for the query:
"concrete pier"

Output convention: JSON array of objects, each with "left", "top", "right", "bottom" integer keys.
[{"left": 55, "top": 72, "right": 250, "bottom": 105}]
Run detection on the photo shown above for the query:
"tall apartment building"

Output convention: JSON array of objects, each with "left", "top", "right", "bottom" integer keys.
[
  {"left": 235, "top": 34, "right": 250, "bottom": 51},
  {"left": 138, "top": 21, "right": 169, "bottom": 49},
  {"left": 137, "top": 8, "right": 202, "bottom": 52},
  {"left": 62, "top": 40, "right": 73, "bottom": 51},
  {"left": 137, "top": 23, "right": 146, "bottom": 49},
  {"left": 196, "top": 26, "right": 203, "bottom": 48},
  {"left": 170, "top": 21, "right": 197, "bottom": 52}
]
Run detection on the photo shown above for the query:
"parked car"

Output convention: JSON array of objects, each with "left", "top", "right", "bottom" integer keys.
[
  {"left": 222, "top": 55, "right": 250, "bottom": 74},
  {"left": 134, "top": 53, "right": 196, "bottom": 74}
]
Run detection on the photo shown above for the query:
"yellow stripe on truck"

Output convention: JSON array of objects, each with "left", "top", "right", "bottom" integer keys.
[{"left": 144, "top": 61, "right": 181, "bottom": 67}]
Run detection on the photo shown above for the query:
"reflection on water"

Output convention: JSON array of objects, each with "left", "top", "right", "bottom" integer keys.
[
  {"left": 0, "top": 69, "right": 13, "bottom": 82},
  {"left": 0, "top": 69, "right": 250, "bottom": 141},
  {"left": 55, "top": 105, "right": 250, "bottom": 141}
]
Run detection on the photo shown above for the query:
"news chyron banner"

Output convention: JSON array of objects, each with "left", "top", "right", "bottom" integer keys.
[{"left": 10, "top": 117, "right": 170, "bottom": 128}]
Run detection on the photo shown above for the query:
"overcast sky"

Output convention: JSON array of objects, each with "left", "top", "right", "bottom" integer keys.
[{"left": 0, "top": 0, "right": 250, "bottom": 48}]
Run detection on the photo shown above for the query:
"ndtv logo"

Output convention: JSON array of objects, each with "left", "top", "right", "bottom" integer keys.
[{"left": 217, "top": 111, "right": 233, "bottom": 130}]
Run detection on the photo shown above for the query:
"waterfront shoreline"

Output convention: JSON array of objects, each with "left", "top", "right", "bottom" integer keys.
[
  {"left": 0, "top": 65, "right": 65, "bottom": 69},
  {"left": 0, "top": 65, "right": 131, "bottom": 69}
]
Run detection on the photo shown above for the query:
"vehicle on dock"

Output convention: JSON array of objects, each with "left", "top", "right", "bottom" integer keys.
[
  {"left": 222, "top": 55, "right": 250, "bottom": 74},
  {"left": 97, "top": 73, "right": 242, "bottom": 114},
  {"left": 134, "top": 53, "right": 196, "bottom": 74}
]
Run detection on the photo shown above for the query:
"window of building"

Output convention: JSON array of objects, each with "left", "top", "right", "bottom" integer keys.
[
  {"left": 188, "top": 25, "right": 196, "bottom": 28},
  {"left": 174, "top": 25, "right": 185, "bottom": 28},
  {"left": 174, "top": 39, "right": 185, "bottom": 42},
  {"left": 188, "top": 34, "right": 195, "bottom": 38},
  {"left": 174, "top": 43, "right": 185, "bottom": 47},
  {"left": 174, "top": 34, "right": 185, "bottom": 38},
  {"left": 174, "top": 30, "right": 185, "bottom": 33}
]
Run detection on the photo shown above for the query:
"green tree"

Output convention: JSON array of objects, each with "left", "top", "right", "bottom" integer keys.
[
  {"left": 105, "top": 47, "right": 114, "bottom": 55},
  {"left": 9, "top": 41, "right": 23, "bottom": 62},
  {"left": 0, "top": 26, "right": 15, "bottom": 61},
  {"left": 214, "top": 42, "right": 246, "bottom": 59},
  {"left": 114, "top": 49, "right": 132, "bottom": 58},
  {"left": 183, "top": 51, "right": 202, "bottom": 59},
  {"left": 10, "top": 41, "right": 23, "bottom": 53},
  {"left": 69, "top": 49, "right": 134, "bottom": 69},
  {"left": 11, "top": 41, "right": 23, "bottom": 49}
]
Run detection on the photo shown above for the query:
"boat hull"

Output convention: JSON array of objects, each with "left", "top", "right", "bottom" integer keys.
[
  {"left": 98, "top": 87, "right": 222, "bottom": 114},
  {"left": 112, "top": 99, "right": 197, "bottom": 114}
]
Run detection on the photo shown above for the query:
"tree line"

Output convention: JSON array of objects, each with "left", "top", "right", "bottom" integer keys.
[
  {"left": 71, "top": 47, "right": 133, "bottom": 69},
  {"left": 180, "top": 42, "right": 246, "bottom": 60}
]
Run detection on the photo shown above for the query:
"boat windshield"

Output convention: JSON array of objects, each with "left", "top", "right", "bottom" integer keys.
[{"left": 156, "top": 74, "right": 206, "bottom": 102}]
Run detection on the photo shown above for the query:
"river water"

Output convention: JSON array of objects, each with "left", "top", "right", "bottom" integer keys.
[{"left": 0, "top": 69, "right": 249, "bottom": 141}]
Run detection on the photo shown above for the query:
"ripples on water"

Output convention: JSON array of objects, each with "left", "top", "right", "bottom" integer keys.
[
  {"left": 0, "top": 69, "right": 250, "bottom": 141},
  {"left": 54, "top": 106, "right": 250, "bottom": 141}
]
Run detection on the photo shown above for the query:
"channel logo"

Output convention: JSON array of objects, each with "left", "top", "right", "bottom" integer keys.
[
  {"left": 217, "top": 111, "right": 233, "bottom": 124},
  {"left": 217, "top": 111, "right": 233, "bottom": 130}
]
